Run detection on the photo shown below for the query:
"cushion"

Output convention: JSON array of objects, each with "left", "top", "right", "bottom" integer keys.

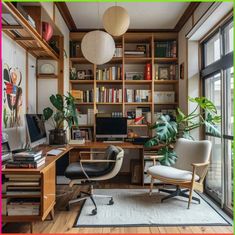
[{"left": 147, "top": 165, "right": 200, "bottom": 182}]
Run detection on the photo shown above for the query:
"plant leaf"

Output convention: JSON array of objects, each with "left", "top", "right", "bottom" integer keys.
[
  {"left": 50, "top": 94, "right": 64, "bottom": 111},
  {"left": 189, "top": 96, "right": 217, "bottom": 113},
  {"left": 43, "top": 107, "right": 53, "bottom": 121},
  {"left": 158, "top": 147, "right": 178, "bottom": 166},
  {"left": 204, "top": 120, "right": 221, "bottom": 137}
]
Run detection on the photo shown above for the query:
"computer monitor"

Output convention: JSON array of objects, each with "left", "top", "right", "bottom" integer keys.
[
  {"left": 25, "top": 114, "right": 47, "bottom": 147},
  {"left": 96, "top": 117, "right": 127, "bottom": 139}
]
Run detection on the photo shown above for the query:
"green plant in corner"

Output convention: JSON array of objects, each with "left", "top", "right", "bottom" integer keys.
[
  {"left": 43, "top": 92, "right": 78, "bottom": 129},
  {"left": 145, "top": 96, "right": 221, "bottom": 166}
]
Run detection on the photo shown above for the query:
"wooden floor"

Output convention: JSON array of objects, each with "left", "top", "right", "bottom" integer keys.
[{"left": 3, "top": 184, "right": 233, "bottom": 234}]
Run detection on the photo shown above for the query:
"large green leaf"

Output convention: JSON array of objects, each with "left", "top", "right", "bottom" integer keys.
[
  {"left": 204, "top": 120, "right": 221, "bottom": 137},
  {"left": 157, "top": 147, "right": 178, "bottom": 166},
  {"left": 189, "top": 97, "right": 217, "bottom": 113},
  {"left": 43, "top": 107, "right": 53, "bottom": 121},
  {"left": 176, "top": 108, "right": 186, "bottom": 123},
  {"left": 144, "top": 137, "right": 159, "bottom": 148},
  {"left": 50, "top": 94, "right": 64, "bottom": 111}
]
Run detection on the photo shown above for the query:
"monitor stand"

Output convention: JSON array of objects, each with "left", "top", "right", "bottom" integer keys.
[{"left": 101, "top": 137, "right": 124, "bottom": 143}]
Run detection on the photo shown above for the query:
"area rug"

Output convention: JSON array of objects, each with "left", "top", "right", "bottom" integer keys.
[{"left": 74, "top": 189, "right": 231, "bottom": 227}]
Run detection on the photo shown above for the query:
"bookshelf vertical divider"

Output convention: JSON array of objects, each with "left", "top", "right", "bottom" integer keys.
[
  {"left": 122, "top": 35, "right": 125, "bottom": 116},
  {"left": 151, "top": 34, "right": 155, "bottom": 138}
]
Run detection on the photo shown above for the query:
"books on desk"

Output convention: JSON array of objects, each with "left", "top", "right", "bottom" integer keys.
[{"left": 5, "top": 150, "right": 45, "bottom": 169}]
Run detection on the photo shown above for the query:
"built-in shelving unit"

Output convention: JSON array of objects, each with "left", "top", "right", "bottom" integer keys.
[{"left": 70, "top": 32, "right": 179, "bottom": 140}]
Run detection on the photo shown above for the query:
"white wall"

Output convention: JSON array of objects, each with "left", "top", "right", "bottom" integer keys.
[{"left": 2, "top": 34, "right": 37, "bottom": 150}]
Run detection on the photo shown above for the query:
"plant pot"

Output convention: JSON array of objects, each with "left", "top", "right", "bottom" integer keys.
[{"left": 49, "top": 129, "right": 67, "bottom": 145}]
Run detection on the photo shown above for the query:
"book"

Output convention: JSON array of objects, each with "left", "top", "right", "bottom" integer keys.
[
  {"left": 13, "top": 150, "right": 42, "bottom": 158},
  {"left": 6, "top": 158, "right": 45, "bottom": 169}
]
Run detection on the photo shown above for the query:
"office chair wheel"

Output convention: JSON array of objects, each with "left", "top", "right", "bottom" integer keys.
[
  {"left": 91, "top": 209, "right": 97, "bottom": 215},
  {"left": 108, "top": 198, "right": 114, "bottom": 205}
]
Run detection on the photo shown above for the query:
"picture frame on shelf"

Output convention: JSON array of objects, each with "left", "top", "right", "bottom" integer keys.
[
  {"left": 79, "top": 127, "right": 93, "bottom": 141},
  {"left": 158, "top": 67, "right": 169, "bottom": 80},
  {"left": 77, "top": 70, "right": 86, "bottom": 80}
]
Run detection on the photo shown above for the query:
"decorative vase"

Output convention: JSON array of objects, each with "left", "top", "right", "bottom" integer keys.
[
  {"left": 42, "top": 22, "right": 53, "bottom": 42},
  {"left": 49, "top": 129, "right": 67, "bottom": 145},
  {"left": 145, "top": 63, "right": 151, "bottom": 80}
]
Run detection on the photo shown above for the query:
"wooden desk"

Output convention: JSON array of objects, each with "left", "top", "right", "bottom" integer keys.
[
  {"left": 2, "top": 142, "right": 156, "bottom": 232},
  {"left": 2, "top": 146, "right": 72, "bottom": 233}
]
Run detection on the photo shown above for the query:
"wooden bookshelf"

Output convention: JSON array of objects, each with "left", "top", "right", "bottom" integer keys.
[
  {"left": 69, "top": 32, "right": 179, "bottom": 140},
  {"left": 2, "top": 2, "right": 59, "bottom": 60}
]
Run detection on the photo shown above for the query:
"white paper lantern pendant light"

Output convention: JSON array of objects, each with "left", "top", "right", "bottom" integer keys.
[
  {"left": 81, "top": 3, "right": 115, "bottom": 65},
  {"left": 103, "top": 5, "right": 130, "bottom": 37},
  {"left": 81, "top": 30, "right": 115, "bottom": 65}
]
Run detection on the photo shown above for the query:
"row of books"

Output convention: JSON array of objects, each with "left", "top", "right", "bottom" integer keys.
[
  {"left": 5, "top": 198, "right": 40, "bottom": 216},
  {"left": 114, "top": 45, "right": 123, "bottom": 57},
  {"left": 77, "top": 109, "right": 95, "bottom": 125},
  {"left": 155, "top": 40, "right": 177, "bottom": 58},
  {"left": 72, "top": 89, "right": 93, "bottom": 103},
  {"left": 96, "top": 87, "right": 123, "bottom": 103},
  {"left": 5, "top": 150, "right": 45, "bottom": 169},
  {"left": 125, "top": 89, "right": 151, "bottom": 103},
  {"left": 125, "top": 44, "right": 150, "bottom": 57},
  {"left": 96, "top": 66, "right": 122, "bottom": 81}
]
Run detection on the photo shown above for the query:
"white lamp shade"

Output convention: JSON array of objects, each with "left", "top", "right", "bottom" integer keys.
[
  {"left": 103, "top": 6, "right": 130, "bottom": 37},
  {"left": 81, "top": 30, "right": 115, "bottom": 65}
]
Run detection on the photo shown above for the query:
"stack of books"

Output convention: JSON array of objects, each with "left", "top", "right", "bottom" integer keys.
[
  {"left": 125, "top": 44, "right": 150, "bottom": 57},
  {"left": 7, "top": 198, "right": 40, "bottom": 216},
  {"left": 155, "top": 40, "right": 177, "bottom": 58},
  {"left": 71, "top": 89, "right": 94, "bottom": 103},
  {"left": 96, "top": 87, "right": 122, "bottom": 103},
  {"left": 96, "top": 66, "right": 122, "bottom": 80},
  {"left": 125, "top": 89, "right": 151, "bottom": 102},
  {"left": 6, "top": 150, "right": 45, "bottom": 169}
]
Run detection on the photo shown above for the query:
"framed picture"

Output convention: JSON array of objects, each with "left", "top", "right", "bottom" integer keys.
[
  {"left": 130, "top": 160, "right": 141, "bottom": 184},
  {"left": 180, "top": 63, "right": 184, "bottom": 80},
  {"left": 79, "top": 127, "right": 93, "bottom": 141},
  {"left": 158, "top": 67, "right": 169, "bottom": 80},
  {"left": 77, "top": 70, "right": 86, "bottom": 80}
]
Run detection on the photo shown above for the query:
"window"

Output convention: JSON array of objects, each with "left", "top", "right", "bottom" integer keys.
[
  {"left": 202, "top": 18, "right": 233, "bottom": 214},
  {"left": 204, "top": 32, "right": 221, "bottom": 66}
]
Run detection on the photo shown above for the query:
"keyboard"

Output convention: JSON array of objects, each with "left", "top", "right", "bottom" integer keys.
[{"left": 103, "top": 141, "right": 124, "bottom": 143}]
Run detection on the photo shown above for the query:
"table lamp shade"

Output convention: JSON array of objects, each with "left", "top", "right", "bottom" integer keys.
[
  {"left": 81, "top": 30, "right": 115, "bottom": 65},
  {"left": 103, "top": 6, "right": 130, "bottom": 37}
]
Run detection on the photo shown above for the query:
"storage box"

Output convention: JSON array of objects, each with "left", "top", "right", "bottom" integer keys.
[
  {"left": 154, "top": 91, "right": 175, "bottom": 104},
  {"left": 78, "top": 114, "right": 88, "bottom": 125}
]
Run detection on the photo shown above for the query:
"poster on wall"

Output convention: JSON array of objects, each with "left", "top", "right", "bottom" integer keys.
[{"left": 2, "top": 63, "right": 23, "bottom": 128}]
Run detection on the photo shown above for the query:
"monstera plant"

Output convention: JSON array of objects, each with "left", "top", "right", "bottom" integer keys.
[
  {"left": 145, "top": 97, "right": 221, "bottom": 166},
  {"left": 43, "top": 92, "right": 78, "bottom": 145}
]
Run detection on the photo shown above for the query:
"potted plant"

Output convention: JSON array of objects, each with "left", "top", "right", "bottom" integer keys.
[
  {"left": 144, "top": 97, "right": 221, "bottom": 166},
  {"left": 43, "top": 93, "right": 78, "bottom": 145}
]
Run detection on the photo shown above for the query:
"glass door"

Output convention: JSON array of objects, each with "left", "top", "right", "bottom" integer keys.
[{"left": 204, "top": 73, "right": 222, "bottom": 202}]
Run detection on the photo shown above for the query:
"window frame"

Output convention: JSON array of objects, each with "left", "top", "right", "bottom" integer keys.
[{"left": 201, "top": 17, "right": 234, "bottom": 216}]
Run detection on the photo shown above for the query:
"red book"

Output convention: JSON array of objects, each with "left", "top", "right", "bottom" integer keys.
[{"left": 145, "top": 63, "right": 151, "bottom": 80}]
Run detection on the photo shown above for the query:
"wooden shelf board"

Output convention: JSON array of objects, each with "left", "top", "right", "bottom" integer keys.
[
  {"left": 2, "top": 2, "right": 59, "bottom": 60},
  {"left": 154, "top": 102, "right": 178, "bottom": 105},
  {"left": 154, "top": 57, "right": 178, "bottom": 63},
  {"left": 125, "top": 57, "right": 152, "bottom": 64},
  {"left": 74, "top": 102, "right": 94, "bottom": 105},
  {"left": 128, "top": 124, "right": 148, "bottom": 127},
  {"left": 125, "top": 80, "right": 152, "bottom": 84},
  {"left": 125, "top": 102, "right": 152, "bottom": 105},
  {"left": 96, "top": 80, "right": 122, "bottom": 84},
  {"left": 154, "top": 80, "right": 179, "bottom": 84},
  {"left": 2, "top": 194, "right": 41, "bottom": 198},
  {"left": 96, "top": 103, "right": 122, "bottom": 105},
  {"left": 70, "top": 57, "right": 122, "bottom": 64},
  {"left": 70, "top": 80, "right": 94, "bottom": 84},
  {"left": 37, "top": 74, "right": 58, "bottom": 79},
  {"left": 2, "top": 215, "right": 41, "bottom": 222}
]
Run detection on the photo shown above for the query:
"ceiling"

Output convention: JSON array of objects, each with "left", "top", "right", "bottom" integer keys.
[{"left": 66, "top": 2, "right": 190, "bottom": 30}]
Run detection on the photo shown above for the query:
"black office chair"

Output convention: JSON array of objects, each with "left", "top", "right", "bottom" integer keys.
[{"left": 64, "top": 145, "right": 124, "bottom": 215}]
